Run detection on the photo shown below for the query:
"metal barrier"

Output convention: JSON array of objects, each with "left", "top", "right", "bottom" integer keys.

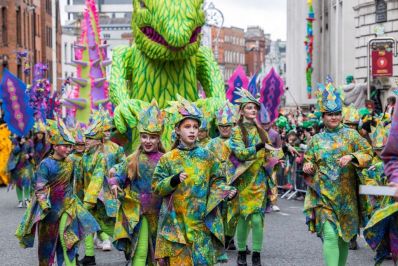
[{"left": 276, "top": 153, "right": 308, "bottom": 200}]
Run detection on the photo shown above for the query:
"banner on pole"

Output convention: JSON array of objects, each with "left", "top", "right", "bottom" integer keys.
[{"left": 371, "top": 44, "right": 393, "bottom": 77}]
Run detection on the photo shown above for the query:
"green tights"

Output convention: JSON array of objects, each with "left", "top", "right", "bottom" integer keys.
[
  {"left": 236, "top": 213, "right": 264, "bottom": 252},
  {"left": 59, "top": 213, "right": 77, "bottom": 266},
  {"left": 16, "top": 185, "right": 30, "bottom": 202},
  {"left": 322, "top": 221, "right": 349, "bottom": 266},
  {"left": 132, "top": 216, "right": 149, "bottom": 266}
]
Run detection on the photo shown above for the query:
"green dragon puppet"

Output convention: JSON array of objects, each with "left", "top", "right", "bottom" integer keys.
[{"left": 110, "top": 0, "right": 225, "bottom": 148}]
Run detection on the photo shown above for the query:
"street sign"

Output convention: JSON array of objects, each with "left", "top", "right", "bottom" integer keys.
[{"left": 371, "top": 47, "right": 393, "bottom": 77}]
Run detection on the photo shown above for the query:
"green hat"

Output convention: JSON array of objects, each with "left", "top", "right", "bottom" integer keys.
[
  {"left": 73, "top": 124, "right": 86, "bottom": 144},
  {"left": 138, "top": 100, "right": 165, "bottom": 134},
  {"left": 216, "top": 101, "right": 238, "bottom": 126},
  {"left": 370, "top": 122, "right": 390, "bottom": 149},
  {"left": 33, "top": 119, "right": 47, "bottom": 134},
  {"left": 343, "top": 104, "right": 360, "bottom": 125},
  {"left": 166, "top": 95, "right": 203, "bottom": 126},
  {"left": 316, "top": 81, "right": 344, "bottom": 113},
  {"left": 46, "top": 118, "right": 76, "bottom": 145},
  {"left": 234, "top": 88, "right": 260, "bottom": 108}
]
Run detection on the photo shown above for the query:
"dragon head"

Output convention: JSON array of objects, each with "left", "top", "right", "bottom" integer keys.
[{"left": 132, "top": 0, "right": 205, "bottom": 61}]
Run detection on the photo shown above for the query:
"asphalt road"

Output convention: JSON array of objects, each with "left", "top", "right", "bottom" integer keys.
[{"left": 0, "top": 187, "right": 392, "bottom": 266}]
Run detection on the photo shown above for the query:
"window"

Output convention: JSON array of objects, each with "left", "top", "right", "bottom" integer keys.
[
  {"left": 1, "top": 7, "right": 7, "bottom": 46},
  {"left": 376, "top": 0, "right": 387, "bottom": 23},
  {"left": 16, "top": 7, "right": 21, "bottom": 47}
]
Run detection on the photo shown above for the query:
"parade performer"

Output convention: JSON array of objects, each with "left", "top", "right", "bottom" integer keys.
[
  {"left": 110, "top": 101, "right": 165, "bottom": 265},
  {"left": 68, "top": 126, "right": 86, "bottom": 201},
  {"left": 95, "top": 108, "right": 126, "bottom": 251},
  {"left": 0, "top": 123, "right": 12, "bottom": 186},
  {"left": 367, "top": 100, "right": 398, "bottom": 264},
  {"left": 229, "top": 89, "right": 271, "bottom": 266},
  {"left": 15, "top": 119, "right": 100, "bottom": 266},
  {"left": 32, "top": 120, "right": 51, "bottom": 167},
  {"left": 109, "top": 0, "right": 225, "bottom": 150},
  {"left": 8, "top": 133, "right": 34, "bottom": 208},
  {"left": 152, "top": 96, "right": 236, "bottom": 265},
  {"left": 303, "top": 82, "right": 372, "bottom": 266},
  {"left": 206, "top": 101, "right": 239, "bottom": 251},
  {"left": 197, "top": 111, "right": 212, "bottom": 148},
  {"left": 79, "top": 119, "right": 110, "bottom": 265}
]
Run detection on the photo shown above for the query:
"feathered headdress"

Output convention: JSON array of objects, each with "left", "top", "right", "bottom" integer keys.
[
  {"left": 46, "top": 118, "right": 76, "bottom": 145},
  {"left": 316, "top": 79, "right": 343, "bottom": 113},
  {"left": 138, "top": 100, "right": 165, "bottom": 134},
  {"left": 234, "top": 88, "right": 260, "bottom": 108},
  {"left": 216, "top": 101, "right": 238, "bottom": 126},
  {"left": 165, "top": 95, "right": 202, "bottom": 126}
]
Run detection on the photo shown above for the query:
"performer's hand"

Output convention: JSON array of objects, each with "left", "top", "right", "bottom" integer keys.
[
  {"left": 303, "top": 162, "right": 315, "bottom": 175},
  {"left": 338, "top": 155, "right": 353, "bottom": 167},
  {"left": 179, "top": 172, "right": 188, "bottom": 183},
  {"left": 278, "top": 160, "right": 286, "bottom": 168},
  {"left": 25, "top": 154, "right": 30, "bottom": 159},
  {"left": 388, "top": 182, "right": 398, "bottom": 201},
  {"left": 368, "top": 165, "right": 376, "bottom": 171},
  {"left": 228, "top": 188, "right": 237, "bottom": 199},
  {"left": 109, "top": 168, "right": 116, "bottom": 178},
  {"left": 111, "top": 185, "right": 122, "bottom": 198},
  {"left": 83, "top": 202, "right": 95, "bottom": 210}
]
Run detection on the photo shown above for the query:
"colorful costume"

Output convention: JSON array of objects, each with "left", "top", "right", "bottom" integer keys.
[
  {"left": 229, "top": 89, "right": 271, "bottom": 261},
  {"left": 15, "top": 119, "right": 100, "bottom": 266},
  {"left": 369, "top": 100, "right": 398, "bottom": 264},
  {"left": 80, "top": 119, "right": 110, "bottom": 259},
  {"left": 152, "top": 98, "right": 233, "bottom": 265},
  {"left": 206, "top": 102, "right": 238, "bottom": 239},
  {"left": 8, "top": 135, "right": 34, "bottom": 204},
  {"left": 303, "top": 82, "right": 372, "bottom": 266},
  {"left": 0, "top": 123, "right": 11, "bottom": 185},
  {"left": 32, "top": 120, "right": 51, "bottom": 167},
  {"left": 112, "top": 101, "right": 165, "bottom": 265}
]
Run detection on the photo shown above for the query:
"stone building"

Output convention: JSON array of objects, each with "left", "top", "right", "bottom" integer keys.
[
  {"left": 0, "top": 0, "right": 62, "bottom": 85},
  {"left": 245, "top": 26, "right": 266, "bottom": 76},
  {"left": 211, "top": 26, "right": 246, "bottom": 82},
  {"left": 286, "top": 0, "right": 398, "bottom": 107}
]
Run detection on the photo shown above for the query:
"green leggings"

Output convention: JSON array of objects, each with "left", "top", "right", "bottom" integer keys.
[
  {"left": 236, "top": 213, "right": 264, "bottom": 252},
  {"left": 16, "top": 185, "right": 30, "bottom": 202},
  {"left": 84, "top": 231, "right": 110, "bottom": 256},
  {"left": 322, "top": 221, "right": 349, "bottom": 266},
  {"left": 59, "top": 213, "right": 77, "bottom": 266},
  {"left": 132, "top": 216, "right": 149, "bottom": 266}
]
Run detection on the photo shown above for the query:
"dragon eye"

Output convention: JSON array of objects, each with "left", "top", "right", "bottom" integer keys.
[{"left": 140, "top": 0, "right": 146, "bottom": 8}]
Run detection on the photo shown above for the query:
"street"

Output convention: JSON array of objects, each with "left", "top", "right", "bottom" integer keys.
[{"left": 0, "top": 187, "right": 392, "bottom": 266}]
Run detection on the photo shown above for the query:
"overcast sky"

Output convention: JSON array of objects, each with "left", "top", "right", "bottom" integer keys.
[
  {"left": 212, "top": 0, "right": 287, "bottom": 40},
  {"left": 60, "top": 0, "right": 287, "bottom": 40}
]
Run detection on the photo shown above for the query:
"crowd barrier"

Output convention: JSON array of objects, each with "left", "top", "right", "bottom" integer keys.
[{"left": 276, "top": 153, "right": 307, "bottom": 200}]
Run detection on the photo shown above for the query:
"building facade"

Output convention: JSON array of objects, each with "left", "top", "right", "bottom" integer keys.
[
  {"left": 0, "top": 0, "right": 62, "bottom": 85},
  {"left": 211, "top": 26, "right": 246, "bottom": 82},
  {"left": 245, "top": 26, "right": 266, "bottom": 76},
  {"left": 286, "top": 0, "right": 398, "bottom": 107}
]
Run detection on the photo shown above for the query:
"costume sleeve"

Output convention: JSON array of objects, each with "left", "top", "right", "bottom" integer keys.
[
  {"left": 382, "top": 100, "right": 398, "bottom": 183},
  {"left": 350, "top": 131, "right": 372, "bottom": 168},
  {"left": 34, "top": 161, "right": 51, "bottom": 210},
  {"left": 84, "top": 153, "right": 105, "bottom": 205},
  {"left": 210, "top": 159, "right": 230, "bottom": 192},
  {"left": 230, "top": 127, "right": 257, "bottom": 161},
  {"left": 152, "top": 156, "right": 177, "bottom": 197},
  {"left": 304, "top": 137, "right": 316, "bottom": 165},
  {"left": 110, "top": 158, "right": 128, "bottom": 188}
]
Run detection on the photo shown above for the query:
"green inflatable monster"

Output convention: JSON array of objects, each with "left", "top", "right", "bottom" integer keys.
[{"left": 110, "top": 0, "right": 225, "bottom": 145}]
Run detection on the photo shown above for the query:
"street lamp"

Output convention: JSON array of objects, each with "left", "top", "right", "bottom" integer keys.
[{"left": 204, "top": 2, "right": 224, "bottom": 60}]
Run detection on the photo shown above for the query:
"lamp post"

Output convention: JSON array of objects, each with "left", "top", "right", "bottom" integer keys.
[{"left": 204, "top": 2, "right": 224, "bottom": 61}]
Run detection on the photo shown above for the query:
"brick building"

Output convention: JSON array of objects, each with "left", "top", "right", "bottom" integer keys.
[
  {"left": 211, "top": 26, "right": 246, "bottom": 82},
  {"left": 245, "top": 26, "right": 266, "bottom": 76},
  {"left": 0, "top": 0, "right": 62, "bottom": 86}
]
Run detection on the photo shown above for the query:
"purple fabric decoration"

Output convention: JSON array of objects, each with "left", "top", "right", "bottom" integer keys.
[
  {"left": 382, "top": 99, "right": 398, "bottom": 183},
  {"left": 226, "top": 65, "right": 249, "bottom": 105},
  {"left": 248, "top": 73, "right": 259, "bottom": 97},
  {"left": 259, "top": 68, "right": 285, "bottom": 123},
  {"left": 0, "top": 69, "right": 34, "bottom": 136}
]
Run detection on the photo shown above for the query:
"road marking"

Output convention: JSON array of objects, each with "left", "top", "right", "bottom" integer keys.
[{"left": 278, "top": 212, "right": 290, "bottom": 216}]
